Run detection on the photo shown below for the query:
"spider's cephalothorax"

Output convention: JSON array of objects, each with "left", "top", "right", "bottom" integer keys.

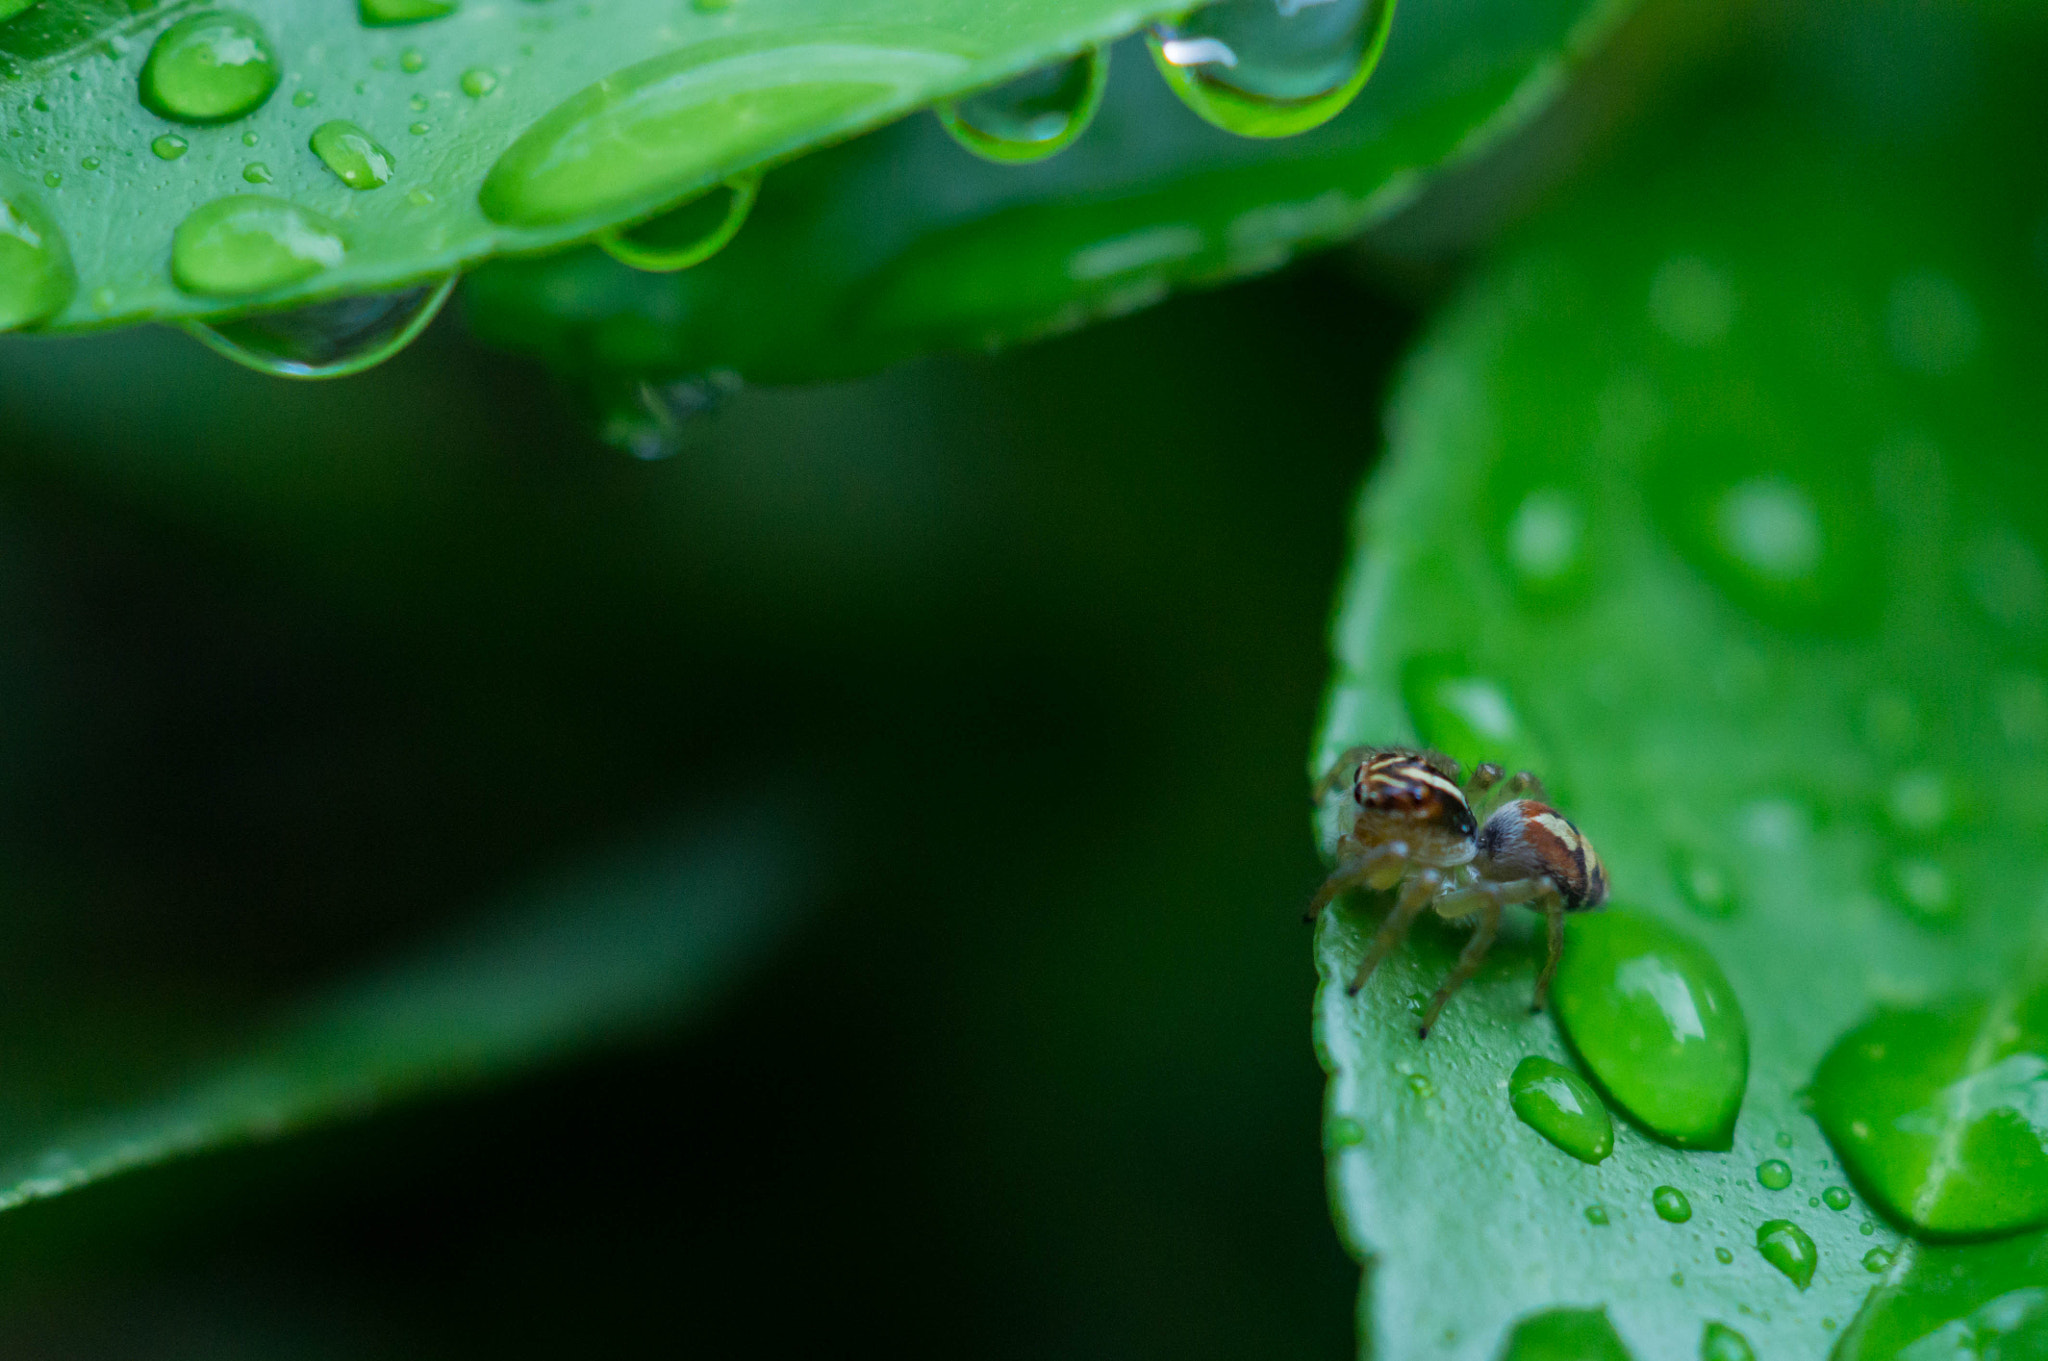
[{"left": 1307, "top": 748, "right": 1608, "bottom": 1038}]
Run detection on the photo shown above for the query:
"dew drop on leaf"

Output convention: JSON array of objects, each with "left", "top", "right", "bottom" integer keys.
[
  {"left": 1508, "top": 1056, "right": 1612, "bottom": 1164},
  {"left": 1654, "top": 1186, "right": 1693, "bottom": 1222},
  {"left": 1585, "top": 1204, "right": 1609, "bottom": 1226},
  {"left": 1505, "top": 488, "right": 1584, "bottom": 590},
  {"left": 1326, "top": 1115, "right": 1364, "bottom": 1148},
  {"left": 358, "top": 0, "right": 456, "bottom": 27},
  {"left": 399, "top": 46, "right": 426, "bottom": 73},
  {"left": 1400, "top": 655, "right": 1549, "bottom": 783},
  {"left": 241, "top": 160, "right": 271, "bottom": 184},
  {"left": 409, "top": 121, "right": 429, "bottom": 136},
  {"left": 1756, "top": 1219, "right": 1817, "bottom": 1289},
  {"left": 292, "top": 88, "right": 317, "bottom": 107},
  {"left": 139, "top": 11, "right": 281, "bottom": 125},
  {"left": 183, "top": 277, "right": 454, "bottom": 378},
  {"left": 935, "top": 46, "right": 1106, "bottom": 164},
  {"left": 460, "top": 67, "right": 498, "bottom": 98},
  {"left": 1671, "top": 848, "right": 1737, "bottom": 919},
  {"left": 150, "top": 133, "right": 188, "bottom": 160},
  {"left": 1147, "top": 0, "right": 1393, "bottom": 138},
  {"left": 1700, "top": 1322, "right": 1754, "bottom": 1361},
  {"left": 1758, "top": 1160, "right": 1791, "bottom": 1190},
  {"left": 600, "top": 173, "right": 759, "bottom": 274},
  {"left": 1552, "top": 913, "right": 1749, "bottom": 1149},
  {"left": 170, "top": 195, "right": 346, "bottom": 297},
  {"left": 42, "top": 171, "right": 59, "bottom": 187},
  {"left": 1498, "top": 1307, "right": 1633, "bottom": 1361},
  {"left": 1862, "top": 1247, "right": 1892, "bottom": 1273},
  {"left": 0, "top": 173, "right": 74, "bottom": 331},
  {"left": 310, "top": 121, "right": 394, "bottom": 190},
  {"left": 1715, "top": 1247, "right": 1734, "bottom": 1264},
  {"left": 1824, "top": 1186, "right": 1852, "bottom": 1211}
]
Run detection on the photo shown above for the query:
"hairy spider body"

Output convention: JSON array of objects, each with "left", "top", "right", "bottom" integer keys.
[{"left": 1308, "top": 747, "right": 1608, "bottom": 1038}]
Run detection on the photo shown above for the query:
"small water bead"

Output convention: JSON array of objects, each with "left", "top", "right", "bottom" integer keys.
[
  {"left": 1757, "top": 1160, "right": 1791, "bottom": 1190},
  {"left": 408, "top": 93, "right": 429, "bottom": 112},
  {"left": 1774, "top": 1131, "right": 1793, "bottom": 1149},
  {"left": 1501, "top": 1310, "right": 1633, "bottom": 1361},
  {"left": 1862, "top": 1247, "right": 1892, "bottom": 1273},
  {"left": 41, "top": 171, "right": 59, "bottom": 187},
  {"left": 1506, "top": 488, "right": 1584, "bottom": 589},
  {"left": 600, "top": 173, "right": 758, "bottom": 274},
  {"left": 170, "top": 195, "right": 345, "bottom": 297},
  {"left": 409, "top": 122, "right": 429, "bottom": 136},
  {"left": 1714, "top": 1247, "right": 1734, "bottom": 1264},
  {"left": 1406, "top": 1072, "right": 1434, "bottom": 1098},
  {"left": 151, "top": 134, "right": 188, "bottom": 160},
  {"left": 310, "top": 121, "right": 393, "bottom": 190},
  {"left": 241, "top": 161, "right": 272, "bottom": 183},
  {"left": 1552, "top": 913, "right": 1749, "bottom": 1149},
  {"left": 399, "top": 46, "right": 426, "bottom": 72},
  {"left": 292, "top": 89, "right": 317, "bottom": 107},
  {"left": 1890, "top": 857, "right": 1959, "bottom": 926},
  {"left": 184, "top": 277, "right": 454, "bottom": 378},
  {"left": 1327, "top": 1115, "right": 1364, "bottom": 1148},
  {"left": 1756, "top": 1220, "right": 1817, "bottom": 1289},
  {"left": 1861, "top": 1221, "right": 1875, "bottom": 1235},
  {"left": 78, "top": 156, "right": 98, "bottom": 170},
  {"left": 1508, "top": 1057, "right": 1613, "bottom": 1165},
  {"left": 140, "top": 11, "right": 280, "bottom": 124},
  {"left": 358, "top": 0, "right": 456, "bottom": 25},
  {"left": 1700, "top": 1323, "right": 1753, "bottom": 1361},
  {"left": 936, "top": 47, "right": 1106, "bottom": 164},
  {"left": 0, "top": 175, "right": 74, "bottom": 331},
  {"left": 1653, "top": 1186, "right": 1693, "bottom": 1222},
  {"left": 1585, "top": 1205, "right": 1610, "bottom": 1226},
  {"left": 460, "top": 67, "right": 498, "bottom": 97},
  {"left": 242, "top": 130, "right": 258, "bottom": 147},
  {"left": 1147, "top": 0, "right": 1393, "bottom": 138}
]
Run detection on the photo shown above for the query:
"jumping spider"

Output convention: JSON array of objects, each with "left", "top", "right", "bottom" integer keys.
[{"left": 1307, "top": 747, "right": 1608, "bottom": 1038}]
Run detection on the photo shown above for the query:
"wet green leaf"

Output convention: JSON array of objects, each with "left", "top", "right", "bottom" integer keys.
[
  {"left": 1311, "top": 5, "right": 2048, "bottom": 1356},
  {"left": 1835, "top": 1231, "right": 2048, "bottom": 1361}
]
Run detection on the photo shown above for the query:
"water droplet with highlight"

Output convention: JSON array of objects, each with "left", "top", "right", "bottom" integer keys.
[
  {"left": 1327, "top": 1115, "right": 1364, "bottom": 1149},
  {"left": 151, "top": 133, "right": 189, "bottom": 160},
  {"left": 409, "top": 93, "right": 429, "bottom": 111},
  {"left": 1506, "top": 488, "right": 1584, "bottom": 590},
  {"left": 78, "top": 156, "right": 98, "bottom": 171},
  {"left": 1774, "top": 1131, "right": 1793, "bottom": 1149},
  {"left": 1714, "top": 1247, "right": 1734, "bottom": 1264},
  {"left": 241, "top": 130, "right": 258, "bottom": 146},
  {"left": 1891, "top": 857, "right": 1959, "bottom": 927},
  {"left": 1823, "top": 1186, "right": 1852, "bottom": 1211},
  {"left": 310, "top": 121, "right": 393, "bottom": 189},
  {"left": 359, "top": 0, "right": 456, "bottom": 25},
  {"left": 460, "top": 67, "right": 498, "bottom": 97},
  {"left": 399, "top": 46, "right": 425, "bottom": 72},
  {"left": 1700, "top": 1323, "right": 1753, "bottom": 1361},
  {"left": 1653, "top": 1186, "right": 1693, "bottom": 1222},
  {"left": 409, "top": 121, "right": 429, "bottom": 136},
  {"left": 1147, "top": 0, "right": 1393, "bottom": 138},
  {"left": 936, "top": 46, "right": 1106, "bottom": 163},
  {"left": 292, "top": 88, "right": 317, "bottom": 106},
  {"left": 1717, "top": 477, "right": 1822, "bottom": 583},
  {"left": 1672, "top": 849, "right": 1737, "bottom": 919},
  {"left": 1508, "top": 1056, "right": 1612, "bottom": 1164},
  {"left": 241, "top": 160, "right": 271, "bottom": 184},
  {"left": 1756, "top": 1220, "right": 1816, "bottom": 1289},
  {"left": 1498, "top": 1308, "right": 1633, "bottom": 1361},
  {"left": 1406, "top": 1072, "right": 1434, "bottom": 1098},
  {"left": 0, "top": 173, "right": 74, "bottom": 331},
  {"left": 140, "top": 11, "right": 280, "bottom": 124},
  {"left": 1552, "top": 913, "right": 1749, "bottom": 1148},
  {"left": 1585, "top": 1205, "right": 1609, "bottom": 1227},
  {"left": 1811, "top": 987, "right": 2048, "bottom": 1237},
  {"left": 184, "top": 277, "right": 453, "bottom": 378},
  {"left": 600, "top": 172, "right": 758, "bottom": 273},
  {"left": 170, "top": 195, "right": 345, "bottom": 297},
  {"left": 1861, "top": 1247, "right": 1892, "bottom": 1273},
  {"left": 1758, "top": 1160, "right": 1791, "bottom": 1190},
  {"left": 479, "top": 39, "right": 972, "bottom": 229},
  {"left": 1400, "top": 656, "right": 1549, "bottom": 784},
  {"left": 41, "top": 172, "right": 60, "bottom": 188}
]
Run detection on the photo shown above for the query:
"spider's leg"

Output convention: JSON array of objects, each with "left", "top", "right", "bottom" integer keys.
[
  {"left": 1304, "top": 841, "right": 1409, "bottom": 924},
  {"left": 1533, "top": 892, "right": 1568, "bottom": 1012},
  {"left": 1347, "top": 868, "right": 1440, "bottom": 995},
  {"left": 1432, "top": 875, "right": 1547, "bottom": 919},
  {"left": 1311, "top": 745, "right": 1378, "bottom": 803},
  {"left": 1419, "top": 899, "right": 1502, "bottom": 1039}
]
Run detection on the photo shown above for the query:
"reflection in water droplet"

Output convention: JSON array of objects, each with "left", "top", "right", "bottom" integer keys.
[
  {"left": 1758, "top": 1160, "right": 1791, "bottom": 1190},
  {"left": 359, "top": 0, "right": 456, "bottom": 25},
  {"left": 937, "top": 46, "right": 1106, "bottom": 163},
  {"left": 599, "top": 371, "right": 745, "bottom": 460},
  {"left": 241, "top": 160, "right": 272, "bottom": 184},
  {"left": 1701, "top": 1323, "right": 1753, "bottom": 1361},
  {"left": 151, "top": 133, "right": 189, "bottom": 160},
  {"left": 1823, "top": 1186, "right": 1851, "bottom": 1211},
  {"left": 1888, "top": 272, "right": 1979, "bottom": 375},
  {"left": 310, "top": 120, "right": 395, "bottom": 190},
  {"left": 1653, "top": 1186, "right": 1692, "bottom": 1222},
  {"left": 1552, "top": 913, "right": 1749, "bottom": 1149},
  {"left": 1861, "top": 1247, "right": 1892, "bottom": 1273},
  {"left": 184, "top": 276, "right": 455, "bottom": 378},
  {"left": 479, "top": 40, "right": 971, "bottom": 228},
  {"left": 1585, "top": 1204, "right": 1609, "bottom": 1226},
  {"left": 140, "top": 11, "right": 281, "bottom": 124},
  {"left": 1147, "top": 0, "right": 1393, "bottom": 138},
  {"left": 1499, "top": 1307, "right": 1633, "bottom": 1361},
  {"left": 461, "top": 67, "right": 498, "bottom": 97},
  {"left": 600, "top": 172, "right": 759, "bottom": 273},
  {"left": 1508, "top": 1056, "right": 1612, "bottom": 1164},
  {"left": 1327, "top": 1115, "right": 1364, "bottom": 1148},
  {"left": 1716, "top": 477, "right": 1822, "bottom": 582},
  {"left": 1648, "top": 256, "right": 1735, "bottom": 345},
  {"left": 1756, "top": 1220, "right": 1816, "bottom": 1289},
  {"left": 1672, "top": 849, "right": 1737, "bottom": 919},
  {"left": 0, "top": 173, "right": 75, "bottom": 331},
  {"left": 1811, "top": 989, "right": 2048, "bottom": 1237},
  {"left": 170, "top": 195, "right": 346, "bottom": 297},
  {"left": 1714, "top": 1247, "right": 1734, "bottom": 1264},
  {"left": 1507, "top": 488, "right": 1583, "bottom": 587}
]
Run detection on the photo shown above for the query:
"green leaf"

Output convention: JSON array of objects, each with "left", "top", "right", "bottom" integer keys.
[
  {"left": 462, "top": 0, "right": 1632, "bottom": 386},
  {"left": 0, "top": 808, "right": 804, "bottom": 1215},
  {"left": 1311, "top": 7, "right": 2048, "bottom": 1356},
  {"left": 0, "top": 0, "right": 1184, "bottom": 331},
  {"left": 1836, "top": 1231, "right": 2048, "bottom": 1360}
]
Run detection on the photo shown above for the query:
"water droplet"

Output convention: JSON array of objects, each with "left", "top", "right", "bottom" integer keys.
[
  {"left": 1508, "top": 1056, "right": 1612, "bottom": 1164},
  {"left": 292, "top": 88, "right": 317, "bottom": 106},
  {"left": 170, "top": 195, "right": 345, "bottom": 297},
  {"left": 600, "top": 172, "right": 758, "bottom": 274},
  {"left": 1671, "top": 1272, "right": 1685, "bottom": 1287},
  {"left": 1756, "top": 1220, "right": 1816, "bottom": 1289},
  {"left": 0, "top": 173, "right": 75, "bottom": 331},
  {"left": 1888, "top": 272, "right": 1979, "bottom": 374},
  {"left": 1400, "top": 656, "right": 1549, "bottom": 782},
  {"left": 184, "top": 276, "right": 453, "bottom": 378},
  {"left": 1405, "top": 1072, "right": 1434, "bottom": 1097},
  {"left": 1860, "top": 1220, "right": 1875, "bottom": 1235},
  {"left": 41, "top": 171, "right": 59, "bottom": 188},
  {"left": 478, "top": 39, "right": 972, "bottom": 229},
  {"left": 1888, "top": 770, "right": 1952, "bottom": 834},
  {"left": 241, "top": 130, "right": 258, "bottom": 147},
  {"left": 1714, "top": 1247, "right": 1734, "bottom": 1264},
  {"left": 1498, "top": 1308, "right": 1633, "bottom": 1361},
  {"left": 1146, "top": 0, "right": 1394, "bottom": 138},
  {"left": 1585, "top": 1204, "right": 1609, "bottom": 1226},
  {"left": 1811, "top": 987, "right": 2048, "bottom": 1237},
  {"left": 1667, "top": 849, "right": 1736, "bottom": 919},
  {"left": 1653, "top": 1186, "right": 1693, "bottom": 1222},
  {"left": 309, "top": 120, "right": 393, "bottom": 190},
  {"left": 241, "top": 160, "right": 271, "bottom": 184},
  {"left": 691, "top": 0, "right": 733, "bottom": 10},
  {"left": 1757, "top": 1160, "right": 1791, "bottom": 1190},
  {"left": 460, "top": 67, "right": 498, "bottom": 97},
  {"left": 151, "top": 133, "right": 188, "bottom": 159},
  {"left": 1648, "top": 255, "right": 1735, "bottom": 345},
  {"left": 936, "top": 46, "right": 1106, "bottom": 163},
  {"left": 140, "top": 11, "right": 280, "bottom": 125},
  {"left": 1552, "top": 913, "right": 1749, "bottom": 1149},
  {"left": 1327, "top": 1115, "right": 1364, "bottom": 1148},
  {"left": 1505, "top": 488, "right": 1584, "bottom": 589},
  {"left": 1774, "top": 1131, "right": 1794, "bottom": 1149},
  {"left": 1890, "top": 857, "right": 1960, "bottom": 927},
  {"left": 405, "top": 188, "right": 434, "bottom": 207},
  {"left": 31, "top": 95, "right": 49, "bottom": 112},
  {"left": 1823, "top": 1186, "right": 1851, "bottom": 1211},
  {"left": 1700, "top": 1323, "right": 1753, "bottom": 1361},
  {"left": 1862, "top": 1247, "right": 1892, "bottom": 1273},
  {"left": 358, "top": 0, "right": 456, "bottom": 25},
  {"left": 408, "top": 121, "right": 429, "bottom": 136},
  {"left": 597, "top": 371, "right": 743, "bottom": 459},
  {"left": 408, "top": 93, "right": 429, "bottom": 112},
  {"left": 1716, "top": 477, "right": 1822, "bottom": 582},
  {"left": 398, "top": 46, "right": 425, "bottom": 72}
]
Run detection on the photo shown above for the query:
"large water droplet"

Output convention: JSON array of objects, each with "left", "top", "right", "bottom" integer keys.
[
  {"left": 359, "top": 0, "right": 456, "bottom": 25},
  {"left": 1505, "top": 487, "right": 1585, "bottom": 590},
  {"left": 140, "top": 11, "right": 280, "bottom": 125},
  {"left": 1756, "top": 1219, "right": 1817, "bottom": 1289},
  {"left": 1654, "top": 1186, "right": 1693, "bottom": 1222},
  {"left": 1498, "top": 1308, "right": 1633, "bottom": 1361},
  {"left": 1508, "top": 1056, "right": 1612, "bottom": 1164},
  {"left": 1552, "top": 913, "right": 1749, "bottom": 1149},
  {"left": 1824, "top": 1186, "right": 1852, "bottom": 1211},
  {"left": 170, "top": 195, "right": 346, "bottom": 297},
  {"left": 601, "top": 172, "right": 759, "bottom": 273},
  {"left": 184, "top": 277, "right": 454, "bottom": 378},
  {"left": 479, "top": 38, "right": 971, "bottom": 229},
  {"left": 310, "top": 120, "right": 394, "bottom": 190},
  {"left": 1758, "top": 1159, "right": 1791, "bottom": 1191},
  {"left": 1400, "top": 655, "right": 1551, "bottom": 786},
  {"left": 1811, "top": 987, "right": 2048, "bottom": 1238},
  {"left": 0, "top": 172, "right": 74, "bottom": 331},
  {"left": 936, "top": 46, "right": 1106, "bottom": 163},
  {"left": 1700, "top": 1323, "right": 1753, "bottom": 1361},
  {"left": 1147, "top": 0, "right": 1393, "bottom": 138}
]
